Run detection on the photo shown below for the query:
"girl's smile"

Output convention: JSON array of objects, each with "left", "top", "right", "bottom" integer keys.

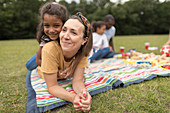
[{"left": 43, "top": 14, "right": 63, "bottom": 40}]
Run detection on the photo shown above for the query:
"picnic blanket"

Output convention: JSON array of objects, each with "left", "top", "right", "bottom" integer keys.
[{"left": 30, "top": 56, "right": 170, "bottom": 112}]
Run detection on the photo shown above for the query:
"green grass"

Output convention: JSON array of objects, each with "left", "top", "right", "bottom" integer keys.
[{"left": 0, "top": 35, "right": 169, "bottom": 113}]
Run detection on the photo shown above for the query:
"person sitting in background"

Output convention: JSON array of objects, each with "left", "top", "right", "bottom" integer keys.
[
  {"left": 104, "top": 14, "right": 116, "bottom": 53},
  {"left": 88, "top": 21, "right": 114, "bottom": 63}
]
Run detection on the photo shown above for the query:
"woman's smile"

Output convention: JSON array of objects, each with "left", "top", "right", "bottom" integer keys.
[
  {"left": 59, "top": 19, "right": 87, "bottom": 58},
  {"left": 62, "top": 41, "right": 71, "bottom": 45}
]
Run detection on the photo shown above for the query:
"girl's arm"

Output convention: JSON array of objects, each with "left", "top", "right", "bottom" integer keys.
[
  {"left": 43, "top": 72, "right": 76, "bottom": 102},
  {"left": 36, "top": 46, "right": 43, "bottom": 66}
]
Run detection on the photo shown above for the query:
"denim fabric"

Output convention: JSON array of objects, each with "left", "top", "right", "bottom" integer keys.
[
  {"left": 26, "top": 70, "right": 71, "bottom": 112},
  {"left": 103, "top": 50, "right": 115, "bottom": 58},
  {"left": 89, "top": 47, "right": 115, "bottom": 63},
  {"left": 26, "top": 70, "right": 40, "bottom": 113},
  {"left": 26, "top": 54, "right": 38, "bottom": 71}
]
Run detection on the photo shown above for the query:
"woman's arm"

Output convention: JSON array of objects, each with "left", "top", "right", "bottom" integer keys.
[
  {"left": 72, "top": 67, "right": 92, "bottom": 112},
  {"left": 44, "top": 72, "right": 76, "bottom": 102},
  {"left": 36, "top": 46, "right": 43, "bottom": 66},
  {"left": 72, "top": 68, "right": 86, "bottom": 93}
]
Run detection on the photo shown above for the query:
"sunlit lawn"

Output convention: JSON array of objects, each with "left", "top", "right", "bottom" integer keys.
[{"left": 0, "top": 35, "right": 169, "bottom": 113}]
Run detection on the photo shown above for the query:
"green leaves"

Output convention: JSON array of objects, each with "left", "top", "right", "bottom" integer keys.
[{"left": 0, "top": 0, "right": 170, "bottom": 40}]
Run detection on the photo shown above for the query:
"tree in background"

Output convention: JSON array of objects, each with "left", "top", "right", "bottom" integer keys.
[
  {"left": 154, "top": 1, "right": 170, "bottom": 34},
  {"left": 0, "top": 0, "right": 170, "bottom": 40},
  {"left": 0, "top": 0, "right": 44, "bottom": 40}
]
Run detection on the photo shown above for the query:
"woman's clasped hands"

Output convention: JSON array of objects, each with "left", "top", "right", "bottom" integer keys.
[{"left": 73, "top": 88, "right": 92, "bottom": 112}]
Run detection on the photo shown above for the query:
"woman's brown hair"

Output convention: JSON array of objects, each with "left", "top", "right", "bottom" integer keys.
[{"left": 69, "top": 13, "right": 93, "bottom": 69}]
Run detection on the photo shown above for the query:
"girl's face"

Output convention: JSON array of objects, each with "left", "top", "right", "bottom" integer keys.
[
  {"left": 96, "top": 25, "right": 106, "bottom": 35},
  {"left": 60, "top": 19, "right": 87, "bottom": 56},
  {"left": 43, "top": 14, "right": 63, "bottom": 40}
]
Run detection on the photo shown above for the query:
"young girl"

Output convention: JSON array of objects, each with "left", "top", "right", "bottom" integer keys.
[
  {"left": 26, "top": 2, "right": 67, "bottom": 69},
  {"left": 88, "top": 21, "right": 114, "bottom": 63},
  {"left": 26, "top": 2, "right": 74, "bottom": 77},
  {"left": 35, "top": 2, "right": 67, "bottom": 66}
]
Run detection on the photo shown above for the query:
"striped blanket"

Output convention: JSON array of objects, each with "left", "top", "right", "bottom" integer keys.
[{"left": 30, "top": 57, "right": 170, "bottom": 112}]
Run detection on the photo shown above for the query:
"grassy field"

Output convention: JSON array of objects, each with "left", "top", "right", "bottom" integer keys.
[{"left": 0, "top": 35, "right": 169, "bottom": 113}]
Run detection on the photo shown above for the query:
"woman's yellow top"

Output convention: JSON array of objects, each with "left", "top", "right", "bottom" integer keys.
[{"left": 37, "top": 41, "right": 88, "bottom": 79}]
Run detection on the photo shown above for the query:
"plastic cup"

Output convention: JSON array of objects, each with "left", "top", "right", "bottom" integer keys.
[
  {"left": 120, "top": 46, "right": 125, "bottom": 53},
  {"left": 145, "top": 42, "right": 150, "bottom": 50}
]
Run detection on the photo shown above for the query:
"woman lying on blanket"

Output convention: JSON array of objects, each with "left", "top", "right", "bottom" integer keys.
[{"left": 37, "top": 12, "right": 93, "bottom": 112}]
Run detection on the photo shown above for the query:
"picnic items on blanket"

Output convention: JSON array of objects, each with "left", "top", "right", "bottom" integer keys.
[
  {"left": 160, "top": 64, "right": 170, "bottom": 70},
  {"left": 29, "top": 53, "right": 170, "bottom": 112},
  {"left": 117, "top": 50, "right": 169, "bottom": 69},
  {"left": 130, "top": 51, "right": 170, "bottom": 62},
  {"left": 116, "top": 50, "right": 170, "bottom": 62},
  {"left": 148, "top": 47, "right": 158, "bottom": 50},
  {"left": 120, "top": 46, "right": 125, "bottom": 53},
  {"left": 160, "top": 45, "right": 170, "bottom": 57},
  {"left": 136, "top": 61, "right": 152, "bottom": 69},
  {"left": 129, "top": 48, "right": 136, "bottom": 52},
  {"left": 117, "top": 53, "right": 130, "bottom": 59},
  {"left": 145, "top": 42, "right": 150, "bottom": 50},
  {"left": 157, "top": 54, "right": 170, "bottom": 62},
  {"left": 117, "top": 51, "right": 143, "bottom": 60}
]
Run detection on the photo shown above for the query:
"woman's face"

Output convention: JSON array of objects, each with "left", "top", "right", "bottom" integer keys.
[
  {"left": 60, "top": 19, "right": 87, "bottom": 56},
  {"left": 43, "top": 14, "right": 63, "bottom": 40}
]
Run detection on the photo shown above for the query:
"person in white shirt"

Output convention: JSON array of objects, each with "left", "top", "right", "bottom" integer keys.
[
  {"left": 89, "top": 21, "right": 114, "bottom": 63},
  {"left": 104, "top": 14, "right": 116, "bottom": 52}
]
